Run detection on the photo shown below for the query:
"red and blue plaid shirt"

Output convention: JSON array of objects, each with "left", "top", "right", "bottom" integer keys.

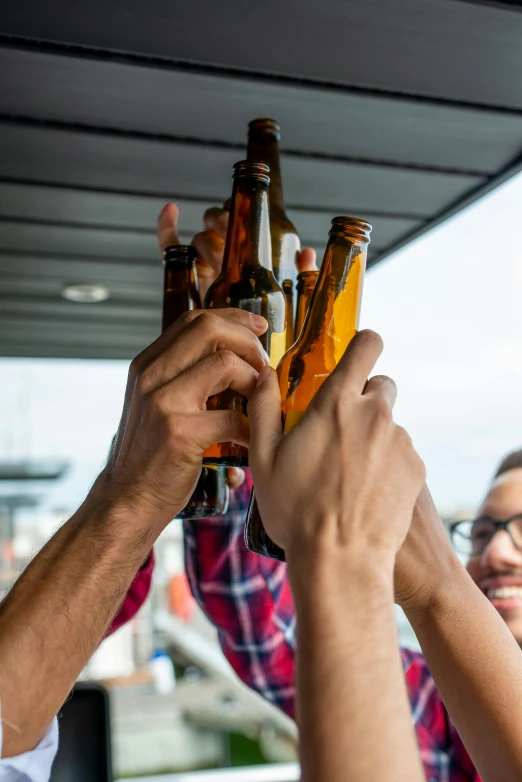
[{"left": 182, "top": 470, "right": 481, "bottom": 782}]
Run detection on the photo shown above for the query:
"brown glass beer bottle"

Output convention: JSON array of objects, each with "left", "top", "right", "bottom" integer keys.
[
  {"left": 202, "top": 161, "right": 286, "bottom": 467},
  {"left": 283, "top": 279, "right": 295, "bottom": 349},
  {"left": 162, "top": 244, "right": 229, "bottom": 519},
  {"left": 244, "top": 217, "right": 372, "bottom": 559},
  {"left": 247, "top": 119, "right": 300, "bottom": 349},
  {"left": 294, "top": 270, "right": 319, "bottom": 340}
]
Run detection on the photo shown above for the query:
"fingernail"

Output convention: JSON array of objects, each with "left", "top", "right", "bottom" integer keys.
[
  {"left": 256, "top": 365, "right": 272, "bottom": 387},
  {"left": 250, "top": 314, "right": 267, "bottom": 328}
]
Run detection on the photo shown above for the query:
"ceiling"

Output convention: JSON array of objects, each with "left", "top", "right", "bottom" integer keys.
[{"left": 0, "top": 0, "right": 521, "bottom": 359}]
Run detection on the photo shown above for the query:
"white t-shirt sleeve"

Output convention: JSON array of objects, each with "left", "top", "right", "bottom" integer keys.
[{"left": 0, "top": 717, "right": 59, "bottom": 782}]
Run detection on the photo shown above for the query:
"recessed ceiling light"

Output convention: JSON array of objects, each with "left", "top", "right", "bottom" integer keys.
[{"left": 62, "top": 284, "right": 110, "bottom": 303}]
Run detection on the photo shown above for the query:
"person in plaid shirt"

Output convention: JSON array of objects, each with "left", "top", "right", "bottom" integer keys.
[{"left": 154, "top": 202, "right": 522, "bottom": 781}]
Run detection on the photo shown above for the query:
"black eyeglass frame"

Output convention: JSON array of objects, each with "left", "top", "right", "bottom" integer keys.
[{"left": 450, "top": 514, "right": 522, "bottom": 556}]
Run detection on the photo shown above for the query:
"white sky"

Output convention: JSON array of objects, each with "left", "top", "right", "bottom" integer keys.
[{"left": 1, "top": 170, "right": 522, "bottom": 520}]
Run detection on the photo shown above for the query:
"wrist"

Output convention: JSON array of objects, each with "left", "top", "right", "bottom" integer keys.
[
  {"left": 287, "top": 544, "right": 395, "bottom": 616},
  {"left": 79, "top": 470, "right": 169, "bottom": 551},
  {"left": 403, "top": 554, "right": 468, "bottom": 628}
]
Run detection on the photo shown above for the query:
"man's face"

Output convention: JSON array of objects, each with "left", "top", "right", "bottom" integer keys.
[{"left": 467, "top": 468, "right": 522, "bottom": 644}]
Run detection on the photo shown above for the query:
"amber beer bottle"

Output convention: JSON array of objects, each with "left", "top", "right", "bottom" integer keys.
[
  {"left": 247, "top": 119, "right": 300, "bottom": 348},
  {"left": 202, "top": 161, "right": 287, "bottom": 467},
  {"left": 244, "top": 217, "right": 372, "bottom": 560},
  {"left": 294, "top": 270, "right": 319, "bottom": 340},
  {"left": 162, "top": 244, "right": 229, "bottom": 519},
  {"left": 283, "top": 280, "right": 295, "bottom": 349}
]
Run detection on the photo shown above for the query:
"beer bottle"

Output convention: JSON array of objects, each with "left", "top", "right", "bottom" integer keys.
[
  {"left": 294, "top": 270, "right": 319, "bottom": 339},
  {"left": 202, "top": 161, "right": 286, "bottom": 467},
  {"left": 244, "top": 216, "right": 372, "bottom": 560},
  {"left": 283, "top": 279, "right": 295, "bottom": 349},
  {"left": 247, "top": 119, "right": 300, "bottom": 349},
  {"left": 162, "top": 244, "right": 229, "bottom": 519}
]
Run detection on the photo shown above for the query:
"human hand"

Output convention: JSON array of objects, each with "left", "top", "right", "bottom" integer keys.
[
  {"left": 157, "top": 202, "right": 317, "bottom": 304},
  {"left": 394, "top": 485, "right": 463, "bottom": 613},
  {"left": 102, "top": 308, "right": 269, "bottom": 530},
  {"left": 157, "top": 202, "right": 315, "bottom": 492},
  {"left": 248, "top": 330, "right": 425, "bottom": 570}
]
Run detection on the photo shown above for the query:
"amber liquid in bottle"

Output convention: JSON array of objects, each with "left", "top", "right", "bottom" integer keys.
[
  {"left": 162, "top": 245, "right": 229, "bottom": 519},
  {"left": 202, "top": 161, "right": 286, "bottom": 467},
  {"left": 244, "top": 217, "right": 372, "bottom": 560},
  {"left": 247, "top": 118, "right": 300, "bottom": 349},
  {"left": 294, "top": 270, "right": 319, "bottom": 340}
]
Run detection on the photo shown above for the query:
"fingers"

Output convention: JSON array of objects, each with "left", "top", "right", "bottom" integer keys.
[
  {"left": 204, "top": 207, "right": 229, "bottom": 239},
  {"left": 309, "top": 331, "right": 383, "bottom": 416},
  {"left": 192, "top": 230, "right": 225, "bottom": 276},
  {"left": 296, "top": 247, "right": 317, "bottom": 273},
  {"left": 329, "top": 330, "right": 383, "bottom": 395},
  {"left": 157, "top": 203, "right": 180, "bottom": 254},
  {"left": 141, "top": 312, "right": 269, "bottom": 394},
  {"left": 132, "top": 308, "right": 268, "bottom": 380},
  {"left": 157, "top": 349, "right": 259, "bottom": 410},
  {"left": 190, "top": 409, "right": 250, "bottom": 452},
  {"left": 247, "top": 366, "right": 284, "bottom": 471},
  {"left": 364, "top": 375, "right": 398, "bottom": 410},
  {"left": 226, "top": 467, "right": 245, "bottom": 489}
]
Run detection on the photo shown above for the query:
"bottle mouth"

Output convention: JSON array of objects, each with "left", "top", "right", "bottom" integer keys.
[
  {"left": 163, "top": 244, "right": 197, "bottom": 263},
  {"left": 248, "top": 118, "right": 281, "bottom": 139},
  {"left": 329, "top": 216, "right": 372, "bottom": 244},
  {"left": 233, "top": 160, "right": 271, "bottom": 185}
]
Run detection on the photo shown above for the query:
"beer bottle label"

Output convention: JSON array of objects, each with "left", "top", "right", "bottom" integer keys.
[
  {"left": 269, "top": 329, "right": 286, "bottom": 369},
  {"left": 284, "top": 409, "right": 304, "bottom": 433}
]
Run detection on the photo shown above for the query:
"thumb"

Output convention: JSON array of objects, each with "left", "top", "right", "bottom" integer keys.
[
  {"left": 247, "top": 366, "right": 283, "bottom": 472},
  {"left": 296, "top": 247, "right": 317, "bottom": 273},
  {"left": 158, "top": 202, "right": 180, "bottom": 254}
]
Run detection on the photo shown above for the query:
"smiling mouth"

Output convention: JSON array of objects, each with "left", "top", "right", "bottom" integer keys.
[{"left": 486, "top": 586, "right": 522, "bottom": 600}]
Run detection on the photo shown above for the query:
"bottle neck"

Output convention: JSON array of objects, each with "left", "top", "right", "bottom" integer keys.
[
  {"left": 297, "top": 271, "right": 319, "bottom": 295},
  {"left": 297, "top": 234, "right": 368, "bottom": 356},
  {"left": 222, "top": 177, "right": 272, "bottom": 279},
  {"left": 247, "top": 132, "right": 284, "bottom": 214},
  {"left": 162, "top": 247, "right": 200, "bottom": 331}
]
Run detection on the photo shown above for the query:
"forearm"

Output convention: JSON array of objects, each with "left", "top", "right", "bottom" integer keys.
[
  {"left": 288, "top": 551, "right": 424, "bottom": 782},
  {"left": 407, "top": 563, "right": 522, "bottom": 782},
  {"left": 0, "top": 473, "right": 160, "bottom": 758}
]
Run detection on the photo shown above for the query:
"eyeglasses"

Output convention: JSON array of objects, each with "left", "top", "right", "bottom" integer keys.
[{"left": 450, "top": 515, "right": 522, "bottom": 557}]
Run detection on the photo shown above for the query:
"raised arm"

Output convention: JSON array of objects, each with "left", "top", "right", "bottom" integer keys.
[
  {"left": 397, "top": 486, "right": 522, "bottom": 781},
  {"left": 249, "top": 331, "right": 426, "bottom": 782},
  {"left": 0, "top": 306, "right": 268, "bottom": 759}
]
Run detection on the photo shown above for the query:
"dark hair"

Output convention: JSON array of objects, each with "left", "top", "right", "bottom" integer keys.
[{"left": 495, "top": 449, "right": 522, "bottom": 479}]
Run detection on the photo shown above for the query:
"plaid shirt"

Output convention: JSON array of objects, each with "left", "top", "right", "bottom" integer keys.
[{"left": 183, "top": 470, "right": 481, "bottom": 782}]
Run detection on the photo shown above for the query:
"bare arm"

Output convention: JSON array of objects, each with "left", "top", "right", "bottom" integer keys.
[
  {"left": 248, "top": 331, "right": 426, "bottom": 782},
  {"left": 289, "top": 554, "right": 421, "bottom": 782},
  {"left": 0, "top": 304, "right": 269, "bottom": 759},
  {"left": 398, "top": 488, "right": 522, "bottom": 781},
  {"left": 0, "top": 480, "right": 158, "bottom": 757}
]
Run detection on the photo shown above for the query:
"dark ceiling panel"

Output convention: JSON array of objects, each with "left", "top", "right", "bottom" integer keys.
[
  {"left": 0, "top": 253, "right": 163, "bottom": 290},
  {"left": 0, "top": 266, "right": 162, "bottom": 303},
  {"left": 0, "top": 295, "right": 161, "bottom": 325},
  {"left": 0, "top": 183, "right": 214, "bottom": 231},
  {"left": 0, "top": 124, "right": 482, "bottom": 217},
  {"left": 0, "top": 183, "right": 421, "bottom": 250},
  {"left": 1, "top": 0, "right": 522, "bottom": 108},
  {"left": 1, "top": 46, "right": 521, "bottom": 173},
  {"left": 0, "top": 314, "right": 158, "bottom": 350},
  {"left": 0, "top": 221, "right": 169, "bottom": 260}
]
